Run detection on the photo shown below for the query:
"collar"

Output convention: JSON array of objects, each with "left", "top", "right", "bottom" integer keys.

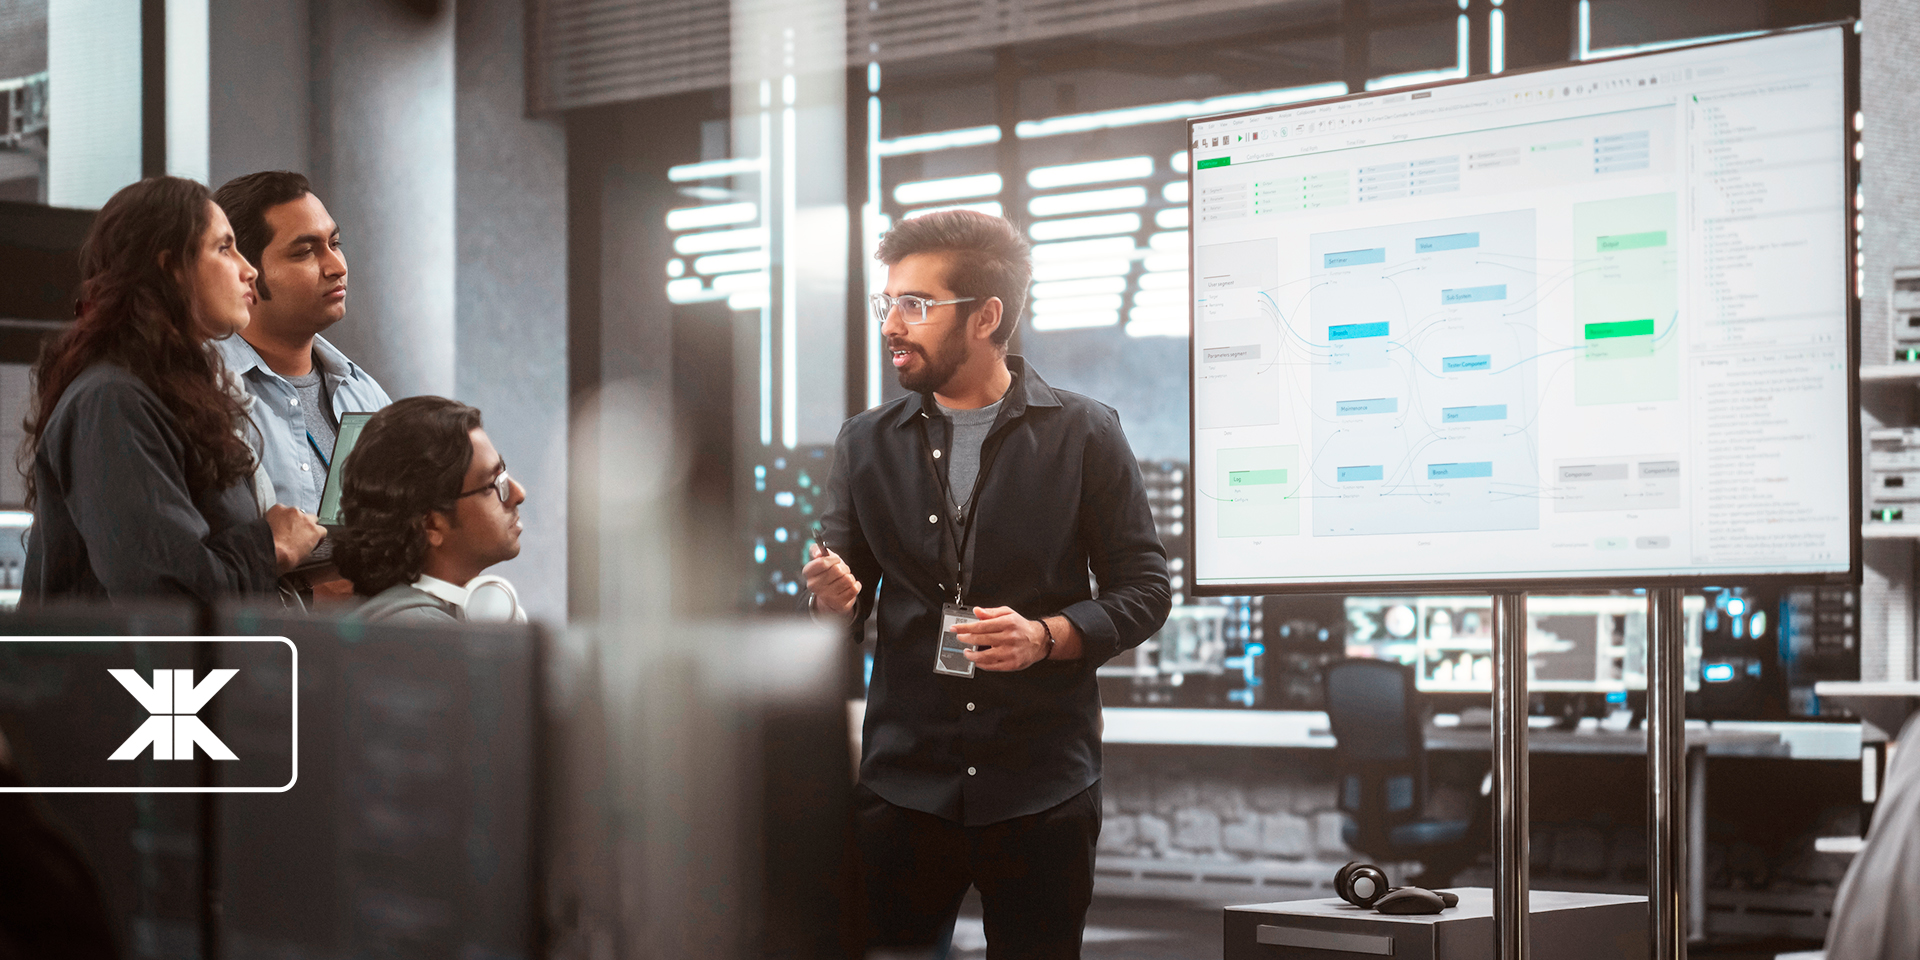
[
  {"left": 891, "top": 355, "right": 1061, "bottom": 430},
  {"left": 410, "top": 574, "right": 469, "bottom": 610},
  {"left": 214, "top": 332, "right": 366, "bottom": 384}
]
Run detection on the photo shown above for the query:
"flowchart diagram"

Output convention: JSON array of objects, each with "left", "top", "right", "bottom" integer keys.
[{"left": 1306, "top": 210, "right": 1542, "bottom": 536}]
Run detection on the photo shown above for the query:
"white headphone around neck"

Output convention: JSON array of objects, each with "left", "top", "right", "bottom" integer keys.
[{"left": 463, "top": 575, "right": 526, "bottom": 624}]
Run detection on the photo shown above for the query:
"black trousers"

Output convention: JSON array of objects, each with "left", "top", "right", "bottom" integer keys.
[{"left": 855, "top": 781, "right": 1102, "bottom": 960}]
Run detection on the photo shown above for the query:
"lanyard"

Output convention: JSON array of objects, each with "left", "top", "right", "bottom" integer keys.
[{"left": 919, "top": 413, "right": 1000, "bottom": 607}]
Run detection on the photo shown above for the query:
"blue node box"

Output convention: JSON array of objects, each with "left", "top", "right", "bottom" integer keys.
[
  {"left": 1440, "top": 284, "right": 1508, "bottom": 305},
  {"left": 1415, "top": 232, "right": 1480, "bottom": 253},
  {"left": 1335, "top": 397, "right": 1398, "bottom": 416},
  {"left": 1323, "top": 248, "right": 1386, "bottom": 269},
  {"left": 1441, "top": 404, "right": 1508, "bottom": 423},
  {"left": 1428, "top": 461, "right": 1494, "bottom": 479}
]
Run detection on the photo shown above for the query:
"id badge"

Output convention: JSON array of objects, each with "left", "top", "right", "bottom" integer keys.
[{"left": 934, "top": 603, "right": 980, "bottom": 678}]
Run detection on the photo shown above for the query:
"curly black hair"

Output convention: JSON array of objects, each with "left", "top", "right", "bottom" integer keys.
[{"left": 332, "top": 396, "right": 483, "bottom": 597}]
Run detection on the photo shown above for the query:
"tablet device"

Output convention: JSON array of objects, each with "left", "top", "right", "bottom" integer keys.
[{"left": 317, "top": 411, "right": 376, "bottom": 529}]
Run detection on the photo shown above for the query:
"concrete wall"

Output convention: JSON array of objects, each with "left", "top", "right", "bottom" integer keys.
[
  {"left": 307, "top": 0, "right": 456, "bottom": 400},
  {"left": 208, "top": 0, "right": 311, "bottom": 184},
  {"left": 454, "top": 0, "right": 568, "bottom": 623}
]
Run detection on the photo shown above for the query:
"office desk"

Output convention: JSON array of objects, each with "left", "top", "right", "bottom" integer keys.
[{"left": 1098, "top": 709, "right": 1859, "bottom": 941}]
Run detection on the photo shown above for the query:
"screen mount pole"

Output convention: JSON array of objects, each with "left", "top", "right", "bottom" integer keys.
[
  {"left": 1648, "top": 586, "right": 1688, "bottom": 960},
  {"left": 1491, "top": 591, "right": 1529, "bottom": 960}
]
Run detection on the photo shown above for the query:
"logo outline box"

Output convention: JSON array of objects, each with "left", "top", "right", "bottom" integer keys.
[{"left": 0, "top": 636, "right": 297, "bottom": 794}]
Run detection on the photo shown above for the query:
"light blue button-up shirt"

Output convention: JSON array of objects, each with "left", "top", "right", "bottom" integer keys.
[{"left": 214, "top": 334, "right": 392, "bottom": 514}]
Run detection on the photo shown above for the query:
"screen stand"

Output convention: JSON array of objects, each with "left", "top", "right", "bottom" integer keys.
[
  {"left": 1647, "top": 586, "right": 1689, "bottom": 960},
  {"left": 1491, "top": 592, "right": 1529, "bottom": 960}
]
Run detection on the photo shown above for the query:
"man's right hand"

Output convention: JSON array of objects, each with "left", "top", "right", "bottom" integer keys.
[
  {"left": 267, "top": 504, "right": 326, "bottom": 574},
  {"left": 803, "top": 542, "right": 861, "bottom": 616}
]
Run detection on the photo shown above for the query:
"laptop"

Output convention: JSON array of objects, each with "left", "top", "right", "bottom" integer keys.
[{"left": 293, "top": 411, "right": 375, "bottom": 573}]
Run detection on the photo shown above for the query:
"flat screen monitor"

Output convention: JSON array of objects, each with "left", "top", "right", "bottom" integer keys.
[
  {"left": 1187, "top": 25, "right": 1859, "bottom": 594},
  {"left": 1345, "top": 594, "right": 1703, "bottom": 693}
]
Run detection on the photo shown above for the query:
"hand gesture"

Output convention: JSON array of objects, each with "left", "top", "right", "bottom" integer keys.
[
  {"left": 954, "top": 607, "right": 1050, "bottom": 671},
  {"left": 266, "top": 504, "right": 325, "bottom": 574},
  {"left": 803, "top": 542, "right": 861, "bottom": 616}
]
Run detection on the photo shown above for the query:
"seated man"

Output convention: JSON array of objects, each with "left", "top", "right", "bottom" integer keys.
[{"left": 333, "top": 396, "right": 527, "bottom": 623}]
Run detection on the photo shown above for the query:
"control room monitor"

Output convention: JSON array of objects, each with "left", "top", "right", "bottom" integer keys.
[{"left": 1187, "top": 25, "right": 1858, "bottom": 594}]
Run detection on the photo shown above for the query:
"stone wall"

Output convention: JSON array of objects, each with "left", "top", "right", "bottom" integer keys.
[{"left": 1097, "top": 743, "right": 1857, "bottom": 914}]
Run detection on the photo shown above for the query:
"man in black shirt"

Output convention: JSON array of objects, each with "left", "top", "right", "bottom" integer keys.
[{"left": 805, "top": 210, "right": 1171, "bottom": 958}]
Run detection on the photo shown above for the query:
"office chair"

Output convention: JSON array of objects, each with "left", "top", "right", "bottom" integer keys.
[{"left": 1323, "top": 657, "right": 1487, "bottom": 886}]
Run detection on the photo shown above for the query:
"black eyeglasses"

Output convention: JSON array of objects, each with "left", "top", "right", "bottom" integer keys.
[{"left": 458, "top": 467, "right": 513, "bottom": 505}]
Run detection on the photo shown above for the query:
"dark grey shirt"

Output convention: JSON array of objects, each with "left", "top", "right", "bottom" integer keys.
[
  {"left": 285, "top": 366, "right": 335, "bottom": 514},
  {"left": 934, "top": 396, "right": 1004, "bottom": 517},
  {"left": 22, "top": 362, "right": 278, "bottom": 604}
]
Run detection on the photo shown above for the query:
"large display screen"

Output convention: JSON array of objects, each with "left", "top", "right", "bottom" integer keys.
[{"left": 1188, "top": 25, "right": 1858, "bottom": 594}]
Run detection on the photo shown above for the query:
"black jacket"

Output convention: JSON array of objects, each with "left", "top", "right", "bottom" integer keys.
[
  {"left": 23, "top": 362, "right": 278, "bottom": 605},
  {"left": 821, "top": 357, "right": 1171, "bottom": 826}
]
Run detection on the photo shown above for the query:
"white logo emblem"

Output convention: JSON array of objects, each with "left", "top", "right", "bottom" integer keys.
[{"left": 107, "top": 669, "right": 240, "bottom": 761}]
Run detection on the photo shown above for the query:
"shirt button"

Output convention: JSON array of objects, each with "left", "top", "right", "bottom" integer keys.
[
  {"left": 929, "top": 514, "right": 938, "bottom": 523},
  {"left": 966, "top": 702, "right": 976, "bottom": 711},
  {"left": 933, "top": 449, "right": 942, "bottom": 459},
  {"left": 289, "top": 397, "right": 299, "bottom": 407},
  {"left": 967, "top": 767, "right": 977, "bottom": 776},
  {"left": 300, "top": 463, "right": 310, "bottom": 471}
]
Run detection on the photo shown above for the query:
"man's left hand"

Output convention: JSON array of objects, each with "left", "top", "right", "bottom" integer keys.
[{"left": 955, "top": 607, "right": 1050, "bottom": 671}]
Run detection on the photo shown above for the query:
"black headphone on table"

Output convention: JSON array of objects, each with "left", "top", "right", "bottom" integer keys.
[{"left": 1333, "top": 861, "right": 1461, "bottom": 915}]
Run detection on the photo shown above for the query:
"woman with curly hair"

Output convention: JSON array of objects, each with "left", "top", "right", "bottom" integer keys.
[
  {"left": 334, "top": 396, "right": 527, "bottom": 623},
  {"left": 21, "top": 176, "right": 325, "bottom": 603}
]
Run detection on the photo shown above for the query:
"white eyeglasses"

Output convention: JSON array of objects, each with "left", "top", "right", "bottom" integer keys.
[{"left": 869, "top": 293, "right": 976, "bottom": 326}]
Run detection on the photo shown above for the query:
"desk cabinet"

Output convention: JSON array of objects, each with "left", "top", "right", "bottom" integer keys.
[{"left": 1225, "top": 888, "right": 1647, "bottom": 960}]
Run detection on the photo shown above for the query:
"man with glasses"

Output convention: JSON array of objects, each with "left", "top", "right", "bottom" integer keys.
[
  {"left": 805, "top": 210, "right": 1170, "bottom": 958},
  {"left": 331, "top": 397, "right": 527, "bottom": 623}
]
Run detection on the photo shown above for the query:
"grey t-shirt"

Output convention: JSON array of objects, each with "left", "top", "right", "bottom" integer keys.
[
  {"left": 286, "top": 364, "right": 336, "bottom": 514},
  {"left": 935, "top": 396, "right": 1004, "bottom": 519}
]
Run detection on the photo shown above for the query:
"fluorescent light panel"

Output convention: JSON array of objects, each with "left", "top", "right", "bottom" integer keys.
[
  {"left": 668, "top": 157, "right": 763, "bottom": 182},
  {"left": 1028, "top": 157, "right": 1153, "bottom": 190},
  {"left": 1014, "top": 83, "right": 1347, "bottom": 139},
  {"left": 673, "top": 227, "right": 767, "bottom": 255},
  {"left": 1032, "top": 276, "right": 1127, "bottom": 299},
  {"left": 1030, "top": 310, "right": 1120, "bottom": 331},
  {"left": 903, "top": 201, "right": 1004, "bottom": 219},
  {"left": 667, "top": 202, "right": 758, "bottom": 231},
  {"left": 1031, "top": 258, "right": 1133, "bottom": 281},
  {"left": 894, "top": 173, "right": 1002, "bottom": 205},
  {"left": 1030, "top": 213, "right": 1142, "bottom": 242},
  {"left": 1028, "top": 186, "right": 1147, "bottom": 217},
  {"left": 877, "top": 125, "right": 1002, "bottom": 156}
]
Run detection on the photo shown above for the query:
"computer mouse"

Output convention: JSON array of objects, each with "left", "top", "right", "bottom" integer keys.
[{"left": 1373, "top": 887, "right": 1449, "bottom": 915}]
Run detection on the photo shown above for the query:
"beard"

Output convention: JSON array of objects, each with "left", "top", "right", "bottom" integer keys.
[{"left": 894, "top": 318, "right": 970, "bottom": 394}]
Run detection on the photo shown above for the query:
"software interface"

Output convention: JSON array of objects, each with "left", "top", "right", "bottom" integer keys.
[{"left": 1189, "top": 27, "right": 1852, "bottom": 590}]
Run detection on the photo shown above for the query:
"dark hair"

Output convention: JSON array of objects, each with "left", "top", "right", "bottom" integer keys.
[
  {"left": 875, "top": 210, "right": 1031, "bottom": 348},
  {"left": 333, "top": 396, "right": 484, "bottom": 597},
  {"left": 211, "top": 171, "right": 312, "bottom": 300},
  {"left": 21, "top": 176, "right": 255, "bottom": 506}
]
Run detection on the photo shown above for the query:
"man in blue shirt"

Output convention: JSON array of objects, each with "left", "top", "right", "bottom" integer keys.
[{"left": 211, "top": 172, "right": 391, "bottom": 523}]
